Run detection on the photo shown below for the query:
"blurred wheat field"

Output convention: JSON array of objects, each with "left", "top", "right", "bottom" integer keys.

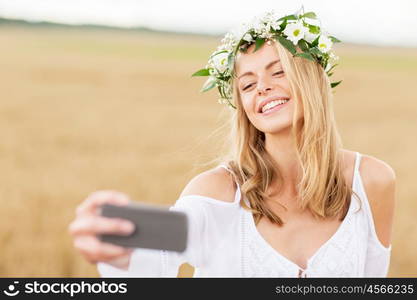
[{"left": 0, "top": 25, "right": 416, "bottom": 277}]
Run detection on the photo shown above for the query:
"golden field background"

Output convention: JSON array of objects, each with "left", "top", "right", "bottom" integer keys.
[{"left": 0, "top": 25, "right": 416, "bottom": 277}]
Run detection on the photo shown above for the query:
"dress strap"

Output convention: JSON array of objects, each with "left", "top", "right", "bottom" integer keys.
[
  {"left": 352, "top": 153, "right": 392, "bottom": 252},
  {"left": 354, "top": 152, "right": 362, "bottom": 175},
  {"left": 218, "top": 164, "right": 230, "bottom": 172}
]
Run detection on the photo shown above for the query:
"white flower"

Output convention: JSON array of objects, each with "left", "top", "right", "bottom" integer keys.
[
  {"left": 219, "top": 30, "right": 239, "bottom": 53},
  {"left": 218, "top": 44, "right": 233, "bottom": 53},
  {"left": 221, "top": 32, "right": 234, "bottom": 43},
  {"left": 211, "top": 51, "right": 229, "bottom": 73},
  {"left": 294, "top": 5, "right": 304, "bottom": 18},
  {"left": 270, "top": 19, "right": 283, "bottom": 30},
  {"left": 233, "top": 22, "right": 251, "bottom": 40},
  {"left": 325, "top": 63, "right": 332, "bottom": 72},
  {"left": 283, "top": 20, "right": 307, "bottom": 45},
  {"left": 303, "top": 17, "right": 320, "bottom": 26},
  {"left": 252, "top": 18, "right": 267, "bottom": 35},
  {"left": 202, "top": 76, "right": 216, "bottom": 89},
  {"left": 243, "top": 33, "right": 253, "bottom": 42},
  {"left": 222, "top": 82, "right": 232, "bottom": 97},
  {"left": 318, "top": 35, "right": 333, "bottom": 53},
  {"left": 258, "top": 10, "right": 283, "bottom": 31},
  {"left": 329, "top": 52, "right": 339, "bottom": 61},
  {"left": 304, "top": 29, "right": 319, "bottom": 43},
  {"left": 327, "top": 52, "right": 339, "bottom": 69},
  {"left": 260, "top": 30, "right": 274, "bottom": 39},
  {"left": 258, "top": 10, "right": 276, "bottom": 24}
]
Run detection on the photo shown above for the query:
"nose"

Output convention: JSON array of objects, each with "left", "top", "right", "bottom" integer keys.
[
  {"left": 257, "top": 76, "right": 273, "bottom": 96},
  {"left": 257, "top": 86, "right": 272, "bottom": 96}
]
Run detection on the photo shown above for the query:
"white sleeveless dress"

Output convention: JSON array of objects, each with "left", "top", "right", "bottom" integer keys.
[{"left": 97, "top": 152, "right": 392, "bottom": 277}]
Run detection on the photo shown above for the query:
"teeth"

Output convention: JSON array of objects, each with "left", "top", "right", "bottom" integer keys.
[{"left": 261, "top": 99, "right": 289, "bottom": 113}]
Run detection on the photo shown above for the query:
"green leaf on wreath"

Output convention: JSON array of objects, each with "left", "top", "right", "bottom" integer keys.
[
  {"left": 276, "top": 36, "right": 296, "bottom": 55},
  {"left": 201, "top": 78, "right": 216, "bottom": 92},
  {"left": 308, "top": 24, "right": 320, "bottom": 34},
  {"left": 294, "top": 52, "right": 315, "bottom": 61},
  {"left": 192, "top": 68, "right": 210, "bottom": 77},
  {"left": 254, "top": 38, "right": 266, "bottom": 52},
  {"left": 297, "top": 39, "right": 310, "bottom": 52},
  {"left": 331, "top": 80, "right": 342, "bottom": 88},
  {"left": 302, "top": 12, "right": 317, "bottom": 19},
  {"left": 312, "top": 35, "right": 320, "bottom": 47},
  {"left": 329, "top": 36, "right": 341, "bottom": 43},
  {"left": 277, "top": 14, "right": 297, "bottom": 22}
]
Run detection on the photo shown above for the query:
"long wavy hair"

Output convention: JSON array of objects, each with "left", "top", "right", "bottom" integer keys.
[{"left": 217, "top": 41, "right": 361, "bottom": 226}]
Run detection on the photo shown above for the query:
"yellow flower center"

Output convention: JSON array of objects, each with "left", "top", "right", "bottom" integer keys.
[
  {"left": 319, "top": 43, "right": 326, "bottom": 49},
  {"left": 293, "top": 29, "right": 300, "bottom": 36}
]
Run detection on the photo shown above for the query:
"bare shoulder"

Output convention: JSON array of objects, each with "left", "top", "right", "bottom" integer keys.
[
  {"left": 360, "top": 154, "right": 396, "bottom": 184},
  {"left": 179, "top": 166, "right": 237, "bottom": 203},
  {"left": 360, "top": 154, "right": 397, "bottom": 197},
  {"left": 359, "top": 153, "right": 397, "bottom": 247}
]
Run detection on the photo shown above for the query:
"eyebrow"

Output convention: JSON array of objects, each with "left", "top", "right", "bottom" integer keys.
[{"left": 237, "top": 59, "right": 281, "bottom": 80}]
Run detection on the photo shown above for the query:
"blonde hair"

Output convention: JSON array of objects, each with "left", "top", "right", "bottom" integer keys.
[{"left": 217, "top": 41, "right": 361, "bottom": 226}]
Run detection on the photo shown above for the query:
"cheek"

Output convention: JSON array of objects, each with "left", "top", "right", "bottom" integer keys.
[
  {"left": 240, "top": 93, "right": 254, "bottom": 114},
  {"left": 280, "top": 78, "right": 291, "bottom": 95},
  {"left": 240, "top": 96, "right": 263, "bottom": 128}
]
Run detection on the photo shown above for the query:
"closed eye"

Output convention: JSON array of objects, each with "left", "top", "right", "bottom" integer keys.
[
  {"left": 242, "top": 71, "right": 284, "bottom": 91},
  {"left": 243, "top": 83, "right": 254, "bottom": 91}
]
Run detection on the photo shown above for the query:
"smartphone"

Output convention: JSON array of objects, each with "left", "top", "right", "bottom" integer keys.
[{"left": 97, "top": 201, "right": 188, "bottom": 253}]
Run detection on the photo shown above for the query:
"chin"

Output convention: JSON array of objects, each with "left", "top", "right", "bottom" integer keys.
[
  {"left": 262, "top": 125, "right": 292, "bottom": 135},
  {"left": 257, "top": 116, "right": 292, "bottom": 133}
]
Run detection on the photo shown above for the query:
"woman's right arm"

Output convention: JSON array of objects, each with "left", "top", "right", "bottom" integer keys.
[
  {"left": 68, "top": 188, "right": 210, "bottom": 277},
  {"left": 68, "top": 167, "right": 234, "bottom": 277}
]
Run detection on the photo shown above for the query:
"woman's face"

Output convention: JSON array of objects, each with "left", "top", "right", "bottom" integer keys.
[{"left": 235, "top": 42, "right": 299, "bottom": 134}]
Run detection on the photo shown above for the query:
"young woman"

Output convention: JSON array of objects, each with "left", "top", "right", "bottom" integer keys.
[{"left": 68, "top": 9, "right": 396, "bottom": 277}]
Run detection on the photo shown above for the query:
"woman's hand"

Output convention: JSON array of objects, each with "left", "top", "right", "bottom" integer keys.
[{"left": 68, "top": 190, "right": 136, "bottom": 270}]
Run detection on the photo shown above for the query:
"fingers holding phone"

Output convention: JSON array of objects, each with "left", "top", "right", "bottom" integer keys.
[
  {"left": 97, "top": 202, "right": 188, "bottom": 252},
  {"left": 75, "top": 190, "right": 131, "bottom": 217},
  {"left": 68, "top": 190, "right": 136, "bottom": 269}
]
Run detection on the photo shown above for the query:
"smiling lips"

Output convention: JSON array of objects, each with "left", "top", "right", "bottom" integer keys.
[{"left": 258, "top": 97, "right": 290, "bottom": 114}]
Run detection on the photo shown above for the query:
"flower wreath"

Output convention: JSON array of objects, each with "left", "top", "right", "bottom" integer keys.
[{"left": 192, "top": 7, "right": 342, "bottom": 109}]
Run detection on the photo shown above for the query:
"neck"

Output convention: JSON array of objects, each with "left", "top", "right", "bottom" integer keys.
[{"left": 264, "top": 127, "right": 302, "bottom": 192}]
